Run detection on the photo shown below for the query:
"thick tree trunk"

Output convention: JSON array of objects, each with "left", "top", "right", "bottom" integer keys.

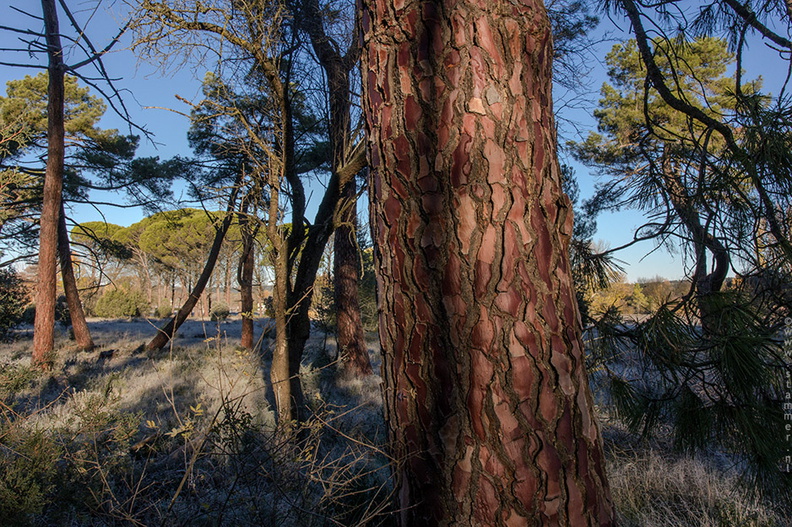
[
  {"left": 360, "top": 0, "right": 614, "bottom": 524},
  {"left": 334, "top": 181, "right": 373, "bottom": 376},
  {"left": 58, "top": 204, "right": 94, "bottom": 351},
  {"left": 33, "top": 0, "right": 66, "bottom": 368}
]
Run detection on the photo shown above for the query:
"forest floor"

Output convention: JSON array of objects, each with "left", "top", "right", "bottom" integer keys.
[{"left": 0, "top": 317, "right": 787, "bottom": 526}]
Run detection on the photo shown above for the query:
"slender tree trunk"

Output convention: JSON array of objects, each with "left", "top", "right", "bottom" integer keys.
[
  {"left": 659, "top": 154, "right": 729, "bottom": 335},
  {"left": 239, "top": 202, "right": 257, "bottom": 350},
  {"left": 239, "top": 241, "right": 255, "bottom": 349},
  {"left": 58, "top": 204, "right": 94, "bottom": 351},
  {"left": 33, "top": 0, "right": 66, "bottom": 368},
  {"left": 206, "top": 277, "right": 213, "bottom": 318},
  {"left": 360, "top": 0, "right": 614, "bottom": 523},
  {"left": 225, "top": 254, "right": 232, "bottom": 307},
  {"left": 145, "top": 202, "right": 238, "bottom": 352},
  {"left": 334, "top": 181, "right": 373, "bottom": 376},
  {"left": 270, "top": 233, "right": 294, "bottom": 425},
  {"left": 301, "top": 0, "right": 372, "bottom": 378},
  {"left": 267, "top": 160, "right": 295, "bottom": 424}
]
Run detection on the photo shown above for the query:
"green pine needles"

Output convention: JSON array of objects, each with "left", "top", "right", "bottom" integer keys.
[{"left": 588, "top": 287, "right": 790, "bottom": 498}]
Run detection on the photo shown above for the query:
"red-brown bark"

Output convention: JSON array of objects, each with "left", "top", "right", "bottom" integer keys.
[
  {"left": 334, "top": 180, "right": 373, "bottom": 377},
  {"left": 360, "top": 0, "right": 614, "bottom": 524},
  {"left": 33, "top": 0, "right": 66, "bottom": 368},
  {"left": 58, "top": 204, "right": 95, "bottom": 351}
]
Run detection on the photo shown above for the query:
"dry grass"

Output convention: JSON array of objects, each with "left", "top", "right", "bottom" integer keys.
[
  {"left": 0, "top": 317, "right": 393, "bottom": 526},
  {"left": 0, "top": 317, "right": 787, "bottom": 525},
  {"left": 607, "top": 447, "right": 784, "bottom": 526}
]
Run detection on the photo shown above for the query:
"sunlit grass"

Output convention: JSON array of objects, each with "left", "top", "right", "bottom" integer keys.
[{"left": 0, "top": 317, "right": 786, "bottom": 525}]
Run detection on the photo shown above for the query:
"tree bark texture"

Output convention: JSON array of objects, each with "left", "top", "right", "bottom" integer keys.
[
  {"left": 360, "top": 0, "right": 614, "bottom": 524},
  {"left": 58, "top": 204, "right": 95, "bottom": 351},
  {"left": 33, "top": 0, "right": 66, "bottom": 368},
  {"left": 334, "top": 180, "right": 374, "bottom": 377},
  {"left": 270, "top": 221, "right": 295, "bottom": 424}
]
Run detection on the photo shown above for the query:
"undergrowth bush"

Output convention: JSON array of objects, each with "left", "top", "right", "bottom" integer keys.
[
  {"left": 9, "top": 321, "right": 782, "bottom": 526},
  {"left": 0, "top": 362, "right": 36, "bottom": 395},
  {"left": 0, "top": 334, "right": 394, "bottom": 526},
  {"left": 154, "top": 304, "right": 172, "bottom": 318},
  {"left": 93, "top": 288, "right": 149, "bottom": 318},
  {"left": 210, "top": 303, "right": 230, "bottom": 321},
  {"left": 0, "top": 268, "right": 29, "bottom": 338},
  {"left": 0, "top": 424, "right": 62, "bottom": 525},
  {"left": 19, "top": 295, "right": 71, "bottom": 328}
]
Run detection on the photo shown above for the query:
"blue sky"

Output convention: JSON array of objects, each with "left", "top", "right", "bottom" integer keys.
[{"left": 1, "top": 1, "right": 785, "bottom": 282}]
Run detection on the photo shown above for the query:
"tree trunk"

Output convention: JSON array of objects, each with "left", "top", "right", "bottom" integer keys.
[
  {"left": 238, "top": 203, "right": 257, "bottom": 350},
  {"left": 360, "top": 0, "right": 614, "bottom": 523},
  {"left": 270, "top": 236, "right": 294, "bottom": 425},
  {"left": 206, "top": 277, "right": 213, "bottom": 318},
  {"left": 334, "top": 181, "right": 373, "bottom": 376},
  {"left": 225, "top": 253, "right": 232, "bottom": 307},
  {"left": 33, "top": 0, "right": 66, "bottom": 368},
  {"left": 58, "top": 204, "right": 94, "bottom": 351},
  {"left": 145, "top": 204, "right": 238, "bottom": 352},
  {"left": 170, "top": 274, "right": 175, "bottom": 309},
  {"left": 300, "top": 0, "right": 372, "bottom": 379},
  {"left": 659, "top": 152, "right": 729, "bottom": 335},
  {"left": 239, "top": 241, "right": 255, "bottom": 349}
]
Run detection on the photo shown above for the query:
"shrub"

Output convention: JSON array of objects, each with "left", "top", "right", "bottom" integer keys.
[
  {"left": 154, "top": 304, "right": 173, "bottom": 318},
  {"left": 210, "top": 303, "right": 230, "bottom": 322},
  {"left": 0, "top": 425, "right": 62, "bottom": 525},
  {"left": 55, "top": 295, "right": 70, "bottom": 326},
  {"left": 0, "top": 268, "right": 30, "bottom": 338},
  {"left": 23, "top": 296, "right": 71, "bottom": 327},
  {"left": 0, "top": 362, "right": 36, "bottom": 396},
  {"left": 261, "top": 296, "right": 274, "bottom": 318},
  {"left": 94, "top": 288, "right": 149, "bottom": 318}
]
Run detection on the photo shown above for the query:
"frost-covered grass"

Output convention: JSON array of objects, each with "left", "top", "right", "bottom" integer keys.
[
  {"left": 607, "top": 448, "right": 784, "bottom": 526},
  {"left": 0, "top": 317, "right": 787, "bottom": 525},
  {"left": 0, "top": 318, "right": 393, "bottom": 526}
]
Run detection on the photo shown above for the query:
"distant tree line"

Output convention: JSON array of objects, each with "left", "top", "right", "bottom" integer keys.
[{"left": 70, "top": 208, "right": 273, "bottom": 319}]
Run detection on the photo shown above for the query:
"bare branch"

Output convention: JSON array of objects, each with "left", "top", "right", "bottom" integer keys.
[
  {"left": 721, "top": 0, "right": 792, "bottom": 50},
  {"left": 0, "top": 61, "right": 47, "bottom": 69}
]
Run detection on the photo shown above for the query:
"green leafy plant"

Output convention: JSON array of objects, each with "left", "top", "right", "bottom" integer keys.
[
  {"left": 210, "top": 304, "right": 230, "bottom": 322},
  {"left": 0, "top": 424, "right": 62, "bottom": 525},
  {"left": 0, "top": 362, "right": 36, "bottom": 396},
  {"left": 154, "top": 304, "right": 173, "bottom": 318},
  {"left": 589, "top": 289, "right": 790, "bottom": 496},
  {"left": 93, "top": 288, "right": 149, "bottom": 318},
  {"left": 0, "top": 268, "right": 29, "bottom": 338}
]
